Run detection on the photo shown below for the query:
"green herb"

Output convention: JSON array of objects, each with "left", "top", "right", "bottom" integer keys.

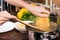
[{"left": 21, "top": 11, "right": 36, "bottom": 21}]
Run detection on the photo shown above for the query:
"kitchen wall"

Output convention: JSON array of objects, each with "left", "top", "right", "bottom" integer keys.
[{"left": 53, "top": 0, "right": 60, "bottom": 16}]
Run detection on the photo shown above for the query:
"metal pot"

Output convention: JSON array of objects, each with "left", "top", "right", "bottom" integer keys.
[{"left": 26, "top": 13, "right": 60, "bottom": 40}]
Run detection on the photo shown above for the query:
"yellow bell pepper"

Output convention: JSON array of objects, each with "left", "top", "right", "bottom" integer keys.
[{"left": 17, "top": 8, "right": 28, "bottom": 19}]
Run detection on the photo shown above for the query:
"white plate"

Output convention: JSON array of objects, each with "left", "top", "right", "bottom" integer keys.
[
  {"left": 0, "top": 21, "right": 33, "bottom": 33},
  {"left": 0, "top": 21, "right": 15, "bottom": 33}
]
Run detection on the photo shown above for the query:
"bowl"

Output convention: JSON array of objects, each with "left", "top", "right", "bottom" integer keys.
[{"left": 15, "top": 21, "right": 33, "bottom": 33}]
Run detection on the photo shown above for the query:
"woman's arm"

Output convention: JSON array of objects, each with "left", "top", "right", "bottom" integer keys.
[
  {"left": 4, "top": 0, "right": 50, "bottom": 17},
  {"left": 4, "top": 0, "right": 28, "bottom": 7}
]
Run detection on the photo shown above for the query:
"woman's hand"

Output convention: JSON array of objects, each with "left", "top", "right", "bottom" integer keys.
[
  {"left": 25, "top": 4, "right": 50, "bottom": 17},
  {"left": 0, "top": 11, "right": 17, "bottom": 25}
]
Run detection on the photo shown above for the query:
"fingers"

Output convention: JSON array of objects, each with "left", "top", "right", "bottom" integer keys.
[
  {"left": 39, "top": 14, "right": 49, "bottom": 17},
  {"left": 0, "top": 11, "right": 11, "bottom": 16},
  {"left": 0, "top": 11, "right": 17, "bottom": 19},
  {"left": 0, "top": 16, "right": 9, "bottom": 21},
  {"left": 38, "top": 9, "right": 50, "bottom": 17},
  {"left": 0, "top": 16, "right": 9, "bottom": 25},
  {"left": 44, "top": 10, "right": 50, "bottom": 14},
  {"left": 1, "top": 15, "right": 17, "bottom": 19},
  {"left": 0, "top": 21, "right": 6, "bottom": 25},
  {"left": 31, "top": 11, "right": 50, "bottom": 17},
  {"left": 7, "top": 15, "right": 17, "bottom": 19}
]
